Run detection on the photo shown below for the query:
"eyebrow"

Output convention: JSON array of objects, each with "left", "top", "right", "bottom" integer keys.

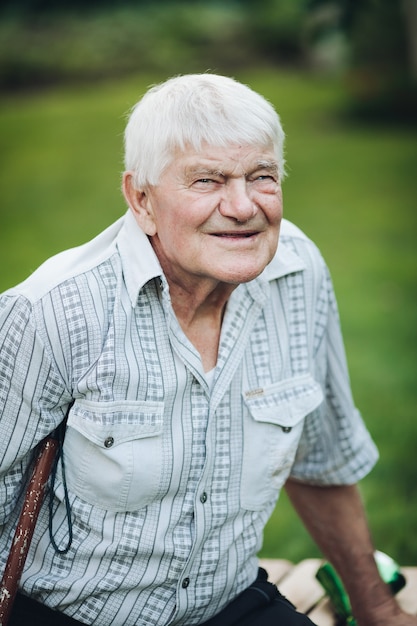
[
  {"left": 185, "top": 167, "right": 225, "bottom": 179},
  {"left": 185, "top": 160, "right": 280, "bottom": 180},
  {"left": 254, "top": 160, "right": 279, "bottom": 176},
  {"left": 256, "top": 159, "right": 279, "bottom": 170}
]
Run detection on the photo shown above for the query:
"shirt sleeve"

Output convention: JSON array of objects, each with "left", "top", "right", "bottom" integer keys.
[
  {"left": 289, "top": 260, "right": 379, "bottom": 485},
  {"left": 0, "top": 293, "right": 69, "bottom": 523}
]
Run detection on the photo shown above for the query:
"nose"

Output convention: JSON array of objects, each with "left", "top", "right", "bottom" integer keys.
[{"left": 218, "top": 179, "right": 255, "bottom": 223}]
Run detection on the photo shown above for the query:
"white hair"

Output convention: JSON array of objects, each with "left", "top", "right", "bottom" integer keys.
[{"left": 124, "top": 73, "right": 286, "bottom": 188}]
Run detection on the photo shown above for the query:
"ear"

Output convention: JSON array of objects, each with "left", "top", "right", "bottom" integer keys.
[{"left": 122, "top": 171, "right": 157, "bottom": 236}]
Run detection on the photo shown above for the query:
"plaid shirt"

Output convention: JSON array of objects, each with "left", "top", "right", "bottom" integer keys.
[{"left": 0, "top": 210, "right": 378, "bottom": 625}]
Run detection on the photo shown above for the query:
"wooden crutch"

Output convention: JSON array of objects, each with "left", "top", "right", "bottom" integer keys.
[{"left": 0, "top": 430, "right": 62, "bottom": 625}]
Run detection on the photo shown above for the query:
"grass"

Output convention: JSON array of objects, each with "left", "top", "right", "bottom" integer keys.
[{"left": 1, "top": 69, "right": 416, "bottom": 566}]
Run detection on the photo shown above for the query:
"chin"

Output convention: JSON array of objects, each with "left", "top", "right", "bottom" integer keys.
[
  {"left": 218, "top": 266, "right": 267, "bottom": 285},
  {"left": 208, "top": 251, "right": 274, "bottom": 285}
]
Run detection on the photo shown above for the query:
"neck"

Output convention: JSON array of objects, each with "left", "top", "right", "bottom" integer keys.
[{"left": 168, "top": 279, "right": 236, "bottom": 372}]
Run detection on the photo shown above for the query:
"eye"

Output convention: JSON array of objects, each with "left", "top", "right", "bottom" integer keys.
[
  {"left": 192, "top": 177, "right": 222, "bottom": 189},
  {"left": 251, "top": 174, "right": 277, "bottom": 185}
]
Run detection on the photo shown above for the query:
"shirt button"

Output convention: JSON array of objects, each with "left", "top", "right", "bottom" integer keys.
[
  {"left": 200, "top": 492, "right": 208, "bottom": 504},
  {"left": 281, "top": 427, "right": 292, "bottom": 433},
  {"left": 182, "top": 577, "right": 190, "bottom": 589},
  {"left": 104, "top": 436, "right": 114, "bottom": 448}
]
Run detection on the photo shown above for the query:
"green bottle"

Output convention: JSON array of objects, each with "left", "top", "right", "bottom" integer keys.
[{"left": 315, "top": 550, "right": 406, "bottom": 626}]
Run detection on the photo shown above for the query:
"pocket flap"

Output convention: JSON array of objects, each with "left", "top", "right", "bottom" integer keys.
[
  {"left": 243, "top": 373, "right": 323, "bottom": 428},
  {"left": 68, "top": 399, "right": 164, "bottom": 447}
]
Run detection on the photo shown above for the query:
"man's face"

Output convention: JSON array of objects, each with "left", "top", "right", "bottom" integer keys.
[{"left": 132, "top": 143, "right": 283, "bottom": 289}]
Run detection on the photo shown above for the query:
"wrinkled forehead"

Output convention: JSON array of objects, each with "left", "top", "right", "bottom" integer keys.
[{"left": 164, "top": 141, "right": 280, "bottom": 178}]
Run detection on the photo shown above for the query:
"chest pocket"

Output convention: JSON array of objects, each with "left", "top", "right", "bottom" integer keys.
[
  {"left": 241, "top": 374, "right": 323, "bottom": 511},
  {"left": 64, "top": 399, "right": 164, "bottom": 512}
]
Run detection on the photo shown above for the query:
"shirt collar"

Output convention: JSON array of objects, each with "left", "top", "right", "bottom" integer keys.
[
  {"left": 117, "top": 210, "right": 163, "bottom": 306},
  {"left": 261, "top": 235, "right": 307, "bottom": 282},
  {"left": 117, "top": 212, "right": 306, "bottom": 307}
]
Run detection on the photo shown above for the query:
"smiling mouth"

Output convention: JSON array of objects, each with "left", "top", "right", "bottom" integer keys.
[{"left": 212, "top": 231, "right": 259, "bottom": 238}]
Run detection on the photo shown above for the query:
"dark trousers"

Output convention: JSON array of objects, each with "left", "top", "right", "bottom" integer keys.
[
  {"left": 201, "top": 568, "right": 317, "bottom": 626},
  {"left": 9, "top": 592, "right": 86, "bottom": 625},
  {"left": 10, "top": 569, "right": 317, "bottom": 625}
]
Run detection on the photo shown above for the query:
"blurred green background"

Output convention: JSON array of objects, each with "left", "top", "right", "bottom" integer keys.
[{"left": 0, "top": 0, "right": 416, "bottom": 566}]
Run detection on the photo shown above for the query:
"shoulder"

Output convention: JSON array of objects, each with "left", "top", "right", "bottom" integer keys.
[{"left": 3, "top": 216, "right": 125, "bottom": 305}]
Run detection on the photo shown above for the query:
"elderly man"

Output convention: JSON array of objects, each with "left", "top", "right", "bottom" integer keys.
[{"left": 0, "top": 74, "right": 415, "bottom": 626}]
